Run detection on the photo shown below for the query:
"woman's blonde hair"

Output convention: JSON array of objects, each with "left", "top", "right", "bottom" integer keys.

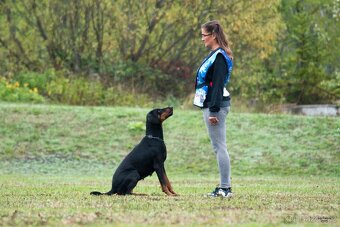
[{"left": 202, "top": 20, "right": 233, "bottom": 59}]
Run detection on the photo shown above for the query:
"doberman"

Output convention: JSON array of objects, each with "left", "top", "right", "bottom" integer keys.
[{"left": 90, "top": 107, "right": 177, "bottom": 196}]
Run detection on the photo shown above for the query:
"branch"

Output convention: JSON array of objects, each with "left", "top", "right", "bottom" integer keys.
[
  {"left": 4, "top": 4, "right": 34, "bottom": 70},
  {"left": 0, "top": 37, "right": 32, "bottom": 69},
  {"left": 131, "top": 0, "right": 171, "bottom": 61},
  {"left": 30, "top": 0, "right": 59, "bottom": 69},
  {"left": 31, "top": 1, "right": 48, "bottom": 41}
]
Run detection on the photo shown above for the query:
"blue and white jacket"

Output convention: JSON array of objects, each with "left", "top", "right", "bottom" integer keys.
[{"left": 193, "top": 48, "right": 233, "bottom": 109}]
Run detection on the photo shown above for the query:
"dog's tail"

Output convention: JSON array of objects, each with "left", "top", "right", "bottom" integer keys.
[
  {"left": 90, "top": 190, "right": 114, "bottom": 196},
  {"left": 90, "top": 191, "right": 104, "bottom": 196}
]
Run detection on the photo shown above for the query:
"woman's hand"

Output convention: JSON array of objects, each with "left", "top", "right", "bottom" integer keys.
[{"left": 208, "top": 116, "right": 219, "bottom": 125}]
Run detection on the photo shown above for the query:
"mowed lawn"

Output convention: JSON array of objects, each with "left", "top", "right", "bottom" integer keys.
[
  {"left": 0, "top": 103, "right": 339, "bottom": 226},
  {"left": 0, "top": 174, "right": 339, "bottom": 226}
]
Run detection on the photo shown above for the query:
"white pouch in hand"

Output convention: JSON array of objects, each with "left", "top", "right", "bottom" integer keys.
[{"left": 223, "top": 88, "right": 230, "bottom": 97}]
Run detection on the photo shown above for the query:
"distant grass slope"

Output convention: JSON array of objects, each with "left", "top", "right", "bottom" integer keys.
[{"left": 0, "top": 102, "right": 339, "bottom": 176}]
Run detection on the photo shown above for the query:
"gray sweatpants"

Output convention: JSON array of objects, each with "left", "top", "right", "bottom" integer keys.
[{"left": 203, "top": 107, "right": 231, "bottom": 188}]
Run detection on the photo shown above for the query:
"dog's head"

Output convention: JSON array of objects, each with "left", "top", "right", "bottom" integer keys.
[{"left": 147, "top": 107, "right": 173, "bottom": 125}]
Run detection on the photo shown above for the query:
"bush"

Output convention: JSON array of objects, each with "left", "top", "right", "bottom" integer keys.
[
  {"left": 45, "top": 75, "right": 153, "bottom": 106},
  {"left": 4, "top": 67, "right": 186, "bottom": 107},
  {"left": 0, "top": 77, "right": 45, "bottom": 103},
  {"left": 12, "top": 70, "right": 58, "bottom": 96},
  {"left": 46, "top": 76, "right": 105, "bottom": 105},
  {"left": 102, "top": 60, "right": 191, "bottom": 98},
  {"left": 103, "top": 86, "right": 152, "bottom": 107}
]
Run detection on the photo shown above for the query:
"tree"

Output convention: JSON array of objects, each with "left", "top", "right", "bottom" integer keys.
[
  {"left": 276, "top": 0, "right": 339, "bottom": 104},
  {"left": 0, "top": 0, "right": 292, "bottom": 102}
]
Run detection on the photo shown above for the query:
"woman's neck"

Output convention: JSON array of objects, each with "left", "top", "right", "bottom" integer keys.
[{"left": 211, "top": 44, "right": 221, "bottom": 51}]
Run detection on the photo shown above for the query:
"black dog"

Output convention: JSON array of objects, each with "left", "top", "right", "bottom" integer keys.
[{"left": 90, "top": 107, "right": 177, "bottom": 196}]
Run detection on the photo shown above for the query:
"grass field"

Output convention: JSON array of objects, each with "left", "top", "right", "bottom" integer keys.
[
  {"left": 0, "top": 103, "right": 339, "bottom": 226},
  {"left": 1, "top": 175, "right": 338, "bottom": 226}
]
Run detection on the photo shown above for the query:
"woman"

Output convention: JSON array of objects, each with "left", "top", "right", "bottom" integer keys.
[{"left": 194, "top": 20, "right": 233, "bottom": 198}]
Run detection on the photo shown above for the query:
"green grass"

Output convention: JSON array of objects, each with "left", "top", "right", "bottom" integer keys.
[
  {"left": 0, "top": 103, "right": 339, "bottom": 226},
  {"left": 0, "top": 102, "right": 339, "bottom": 176},
  {"left": 0, "top": 175, "right": 338, "bottom": 226}
]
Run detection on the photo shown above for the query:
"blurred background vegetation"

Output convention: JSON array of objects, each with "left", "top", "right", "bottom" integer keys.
[{"left": 0, "top": 0, "right": 339, "bottom": 109}]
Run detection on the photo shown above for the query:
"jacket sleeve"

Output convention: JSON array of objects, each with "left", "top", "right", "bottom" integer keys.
[{"left": 209, "top": 53, "right": 228, "bottom": 113}]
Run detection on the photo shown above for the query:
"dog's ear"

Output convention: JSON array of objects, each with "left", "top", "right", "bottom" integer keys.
[{"left": 147, "top": 109, "right": 161, "bottom": 124}]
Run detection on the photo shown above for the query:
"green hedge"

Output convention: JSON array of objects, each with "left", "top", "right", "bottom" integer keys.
[
  {"left": 0, "top": 77, "right": 45, "bottom": 103},
  {"left": 2, "top": 69, "right": 158, "bottom": 106}
]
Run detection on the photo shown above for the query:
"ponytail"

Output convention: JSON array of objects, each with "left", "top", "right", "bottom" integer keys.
[{"left": 202, "top": 20, "right": 233, "bottom": 60}]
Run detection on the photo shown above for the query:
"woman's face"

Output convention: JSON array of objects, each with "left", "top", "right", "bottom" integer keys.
[{"left": 201, "top": 28, "right": 216, "bottom": 49}]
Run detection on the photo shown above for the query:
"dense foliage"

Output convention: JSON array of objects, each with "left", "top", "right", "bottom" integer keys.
[
  {"left": 0, "top": 0, "right": 338, "bottom": 105},
  {"left": 274, "top": 0, "right": 340, "bottom": 104}
]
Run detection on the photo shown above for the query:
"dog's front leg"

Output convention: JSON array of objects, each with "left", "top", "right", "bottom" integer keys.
[
  {"left": 154, "top": 165, "right": 177, "bottom": 196},
  {"left": 163, "top": 171, "right": 177, "bottom": 195}
]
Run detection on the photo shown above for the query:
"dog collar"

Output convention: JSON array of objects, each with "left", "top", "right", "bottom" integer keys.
[{"left": 146, "top": 135, "right": 164, "bottom": 142}]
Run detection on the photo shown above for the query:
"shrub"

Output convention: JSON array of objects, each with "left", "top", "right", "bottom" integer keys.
[
  {"left": 103, "top": 86, "right": 152, "bottom": 107},
  {"left": 0, "top": 77, "right": 45, "bottom": 103},
  {"left": 102, "top": 60, "right": 191, "bottom": 98},
  {"left": 46, "top": 76, "right": 105, "bottom": 105},
  {"left": 4, "top": 67, "right": 186, "bottom": 107},
  {"left": 12, "top": 70, "right": 58, "bottom": 96}
]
